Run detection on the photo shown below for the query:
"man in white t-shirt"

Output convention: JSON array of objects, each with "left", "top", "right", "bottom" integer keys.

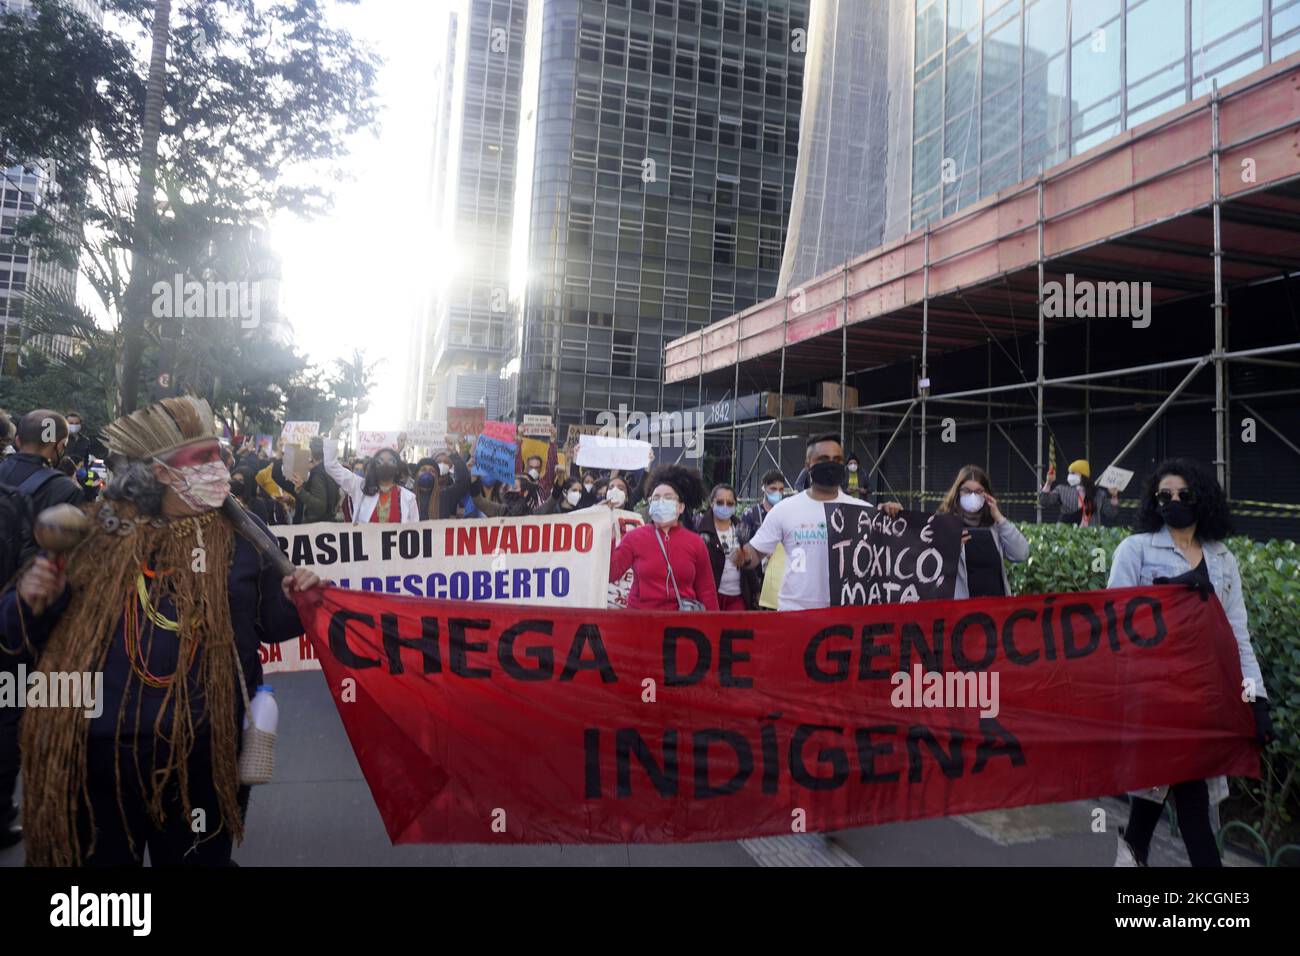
[{"left": 736, "top": 434, "right": 900, "bottom": 611}]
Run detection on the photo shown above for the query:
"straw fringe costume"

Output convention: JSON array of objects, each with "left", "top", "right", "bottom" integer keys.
[{"left": 2, "top": 397, "right": 304, "bottom": 866}]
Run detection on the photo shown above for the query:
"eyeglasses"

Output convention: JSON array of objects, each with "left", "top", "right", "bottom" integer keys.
[{"left": 1155, "top": 488, "right": 1196, "bottom": 505}]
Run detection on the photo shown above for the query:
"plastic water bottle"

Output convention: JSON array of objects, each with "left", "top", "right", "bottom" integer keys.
[{"left": 245, "top": 684, "right": 278, "bottom": 734}]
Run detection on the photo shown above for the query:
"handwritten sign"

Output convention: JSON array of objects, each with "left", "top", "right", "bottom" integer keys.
[
  {"left": 406, "top": 420, "right": 447, "bottom": 446},
  {"left": 357, "top": 431, "right": 403, "bottom": 457},
  {"left": 481, "top": 420, "right": 518, "bottom": 444},
  {"left": 521, "top": 414, "right": 554, "bottom": 438},
  {"left": 447, "top": 407, "right": 486, "bottom": 438},
  {"left": 281, "top": 421, "right": 319, "bottom": 445},
  {"left": 475, "top": 429, "right": 518, "bottom": 485},
  {"left": 824, "top": 503, "right": 962, "bottom": 605},
  {"left": 1097, "top": 465, "right": 1134, "bottom": 492}
]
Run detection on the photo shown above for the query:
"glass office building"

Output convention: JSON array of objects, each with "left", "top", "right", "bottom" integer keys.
[
  {"left": 410, "top": 0, "right": 527, "bottom": 425},
  {"left": 505, "top": 0, "right": 809, "bottom": 428},
  {"left": 784, "top": 0, "right": 1300, "bottom": 288}
]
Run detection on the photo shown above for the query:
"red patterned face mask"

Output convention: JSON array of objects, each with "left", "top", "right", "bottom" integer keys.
[{"left": 156, "top": 441, "right": 230, "bottom": 511}]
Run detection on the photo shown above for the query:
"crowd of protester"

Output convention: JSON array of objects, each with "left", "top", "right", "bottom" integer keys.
[{"left": 0, "top": 407, "right": 1274, "bottom": 867}]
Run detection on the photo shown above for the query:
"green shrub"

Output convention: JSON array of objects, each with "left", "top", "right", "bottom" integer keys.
[{"left": 1007, "top": 525, "right": 1299, "bottom": 853}]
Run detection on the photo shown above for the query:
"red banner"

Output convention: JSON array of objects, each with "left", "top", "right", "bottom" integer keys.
[{"left": 292, "top": 586, "right": 1259, "bottom": 844}]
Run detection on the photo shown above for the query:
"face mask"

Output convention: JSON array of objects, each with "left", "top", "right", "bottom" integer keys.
[
  {"left": 766, "top": 490, "right": 783, "bottom": 505},
  {"left": 605, "top": 486, "right": 627, "bottom": 507},
  {"left": 353, "top": 467, "right": 366, "bottom": 477},
  {"left": 528, "top": 468, "right": 540, "bottom": 480},
  {"left": 417, "top": 472, "right": 436, "bottom": 490},
  {"left": 847, "top": 462, "right": 857, "bottom": 472},
  {"left": 713, "top": 503, "right": 735, "bottom": 520},
  {"left": 959, "top": 491, "right": 985, "bottom": 514},
  {"left": 809, "top": 461, "right": 846, "bottom": 488},
  {"left": 157, "top": 458, "right": 230, "bottom": 511},
  {"left": 374, "top": 463, "right": 398, "bottom": 484},
  {"left": 566, "top": 489, "right": 582, "bottom": 506},
  {"left": 437, "top": 462, "right": 450, "bottom": 476},
  {"left": 648, "top": 499, "right": 679, "bottom": 525},
  {"left": 68, "top": 424, "right": 81, "bottom": 434},
  {"left": 1066, "top": 472, "right": 1082, "bottom": 487},
  {"left": 584, "top": 482, "right": 594, "bottom": 492},
  {"left": 1159, "top": 499, "right": 1197, "bottom": 529}
]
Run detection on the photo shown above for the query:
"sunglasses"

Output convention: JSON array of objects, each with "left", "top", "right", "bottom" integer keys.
[{"left": 1155, "top": 488, "right": 1196, "bottom": 505}]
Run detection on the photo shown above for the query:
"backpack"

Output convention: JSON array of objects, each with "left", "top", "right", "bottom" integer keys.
[{"left": 0, "top": 469, "right": 61, "bottom": 588}]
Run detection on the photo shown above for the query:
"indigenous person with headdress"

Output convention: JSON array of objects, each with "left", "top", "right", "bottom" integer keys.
[{"left": 0, "top": 396, "right": 321, "bottom": 866}]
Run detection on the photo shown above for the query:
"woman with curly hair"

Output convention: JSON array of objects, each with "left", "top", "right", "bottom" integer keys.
[
  {"left": 1107, "top": 457, "right": 1273, "bottom": 867},
  {"left": 608, "top": 464, "right": 717, "bottom": 610}
]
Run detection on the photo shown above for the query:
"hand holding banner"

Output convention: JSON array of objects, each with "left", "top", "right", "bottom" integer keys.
[{"left": 825, "top": 504, "right": 963, "bottom": 605}]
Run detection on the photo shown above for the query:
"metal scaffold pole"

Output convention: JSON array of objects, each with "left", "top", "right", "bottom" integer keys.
[
  {"left": 778, "top": 295, "right": 787, "bottom": 485},
  {"left": 840, "top": 264, "right": 848, "bottom": 447},
  {"left": 1212, "top": 79, "right": 1227, "bottom": 489},
  {"left": 1035, "top": 177, "right": 1046, "bottom": 524},
  {"left": 920, "top": 227, "right": 930, "bottom": 507}
]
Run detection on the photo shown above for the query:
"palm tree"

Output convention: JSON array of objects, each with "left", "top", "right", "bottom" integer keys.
[
  {"left": 331, "top": 348, "right": 381, "bottom": 452},
  {"left": 117, "top": 0, "right": 173, "bottom": 414}
]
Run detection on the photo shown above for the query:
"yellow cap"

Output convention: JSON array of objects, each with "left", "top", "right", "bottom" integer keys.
[{"left": 1068, "top": 459, "right": 1090, "bottom": 479}]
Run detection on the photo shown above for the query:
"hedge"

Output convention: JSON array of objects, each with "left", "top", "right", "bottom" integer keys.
[{"left": 1007, "top": 524, "right": 1299, "bottom": 855}]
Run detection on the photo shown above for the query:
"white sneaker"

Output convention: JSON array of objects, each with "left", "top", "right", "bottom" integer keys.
[{"left": 1114, "top": 834, "right": 1144, "bottom": 867}]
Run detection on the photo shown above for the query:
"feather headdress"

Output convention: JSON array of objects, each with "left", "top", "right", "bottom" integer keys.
[{"left": 102, "top": 395, "right": 217, "bottom": 461}]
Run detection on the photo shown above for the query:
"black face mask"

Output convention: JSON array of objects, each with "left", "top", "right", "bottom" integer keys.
[
  {"left": 374, "top": 464, "right": 398, "bottom": 484},
  {"left": 809, "top": 461, "right": 846, "bottom": 489},
  {"left": 1159, "top": 499, "right": 1197, "bottom": 529}
]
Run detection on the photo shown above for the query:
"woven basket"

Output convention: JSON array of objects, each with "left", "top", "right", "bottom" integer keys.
[{"left": 238, "top": 726, "right": 277, "bottom": 785}]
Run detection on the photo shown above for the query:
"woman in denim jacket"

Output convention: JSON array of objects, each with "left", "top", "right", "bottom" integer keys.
[{"left": 1107, "top": 457, "right": 1273, "bottom": 867}]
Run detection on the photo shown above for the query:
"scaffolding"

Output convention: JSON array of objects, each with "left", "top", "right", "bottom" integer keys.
[{"left": 666, "top": 58, "right": 1300, "bottom": 525}]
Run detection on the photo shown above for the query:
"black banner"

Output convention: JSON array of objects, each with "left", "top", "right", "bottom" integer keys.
[{"left": 824, "top": 504, "right": 963, "bottom": 605}]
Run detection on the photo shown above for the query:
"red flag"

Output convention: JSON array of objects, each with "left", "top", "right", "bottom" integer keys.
[{"left": 292, "top": 585, "right": 1258, "bottom": 844}]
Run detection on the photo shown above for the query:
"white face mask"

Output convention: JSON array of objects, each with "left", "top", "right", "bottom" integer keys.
[
  {"left": 566, "top": 489, "right": 582, "bottom": 506},
  {"left": 437, "top": 462, "right": 450, "bottom": 476},
  {"left": 68, "top": 424, "right": 81, "bottom": 434},
  {"left": 959, "top": 491, "right": 985, "bottom": 513},
  {"left": 1067, "top": 472, "right": 1082, "bottom": 487},
  {"left": 527, "top": 468, "right": 540, "bottom": 480},
  {"left": 605, "top": 486, "right": 626, "bottom": 507},
  {"left": 583, "top": 482, "right": 594, "bottom": 492},
  {"left": 847, "top": 462, "right": 857, "bottom": 472}
]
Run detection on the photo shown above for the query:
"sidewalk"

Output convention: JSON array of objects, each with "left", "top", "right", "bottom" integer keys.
[{"left": 1, "top": 671, "right": 1259, "bottom": 867}]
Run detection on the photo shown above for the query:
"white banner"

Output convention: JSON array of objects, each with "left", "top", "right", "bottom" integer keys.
[
  {"left": 574, "top": 434, "right": 653, "bottom": 470},
  {"left": 260, "top": 511, "right": 614, "bottom": 672}
]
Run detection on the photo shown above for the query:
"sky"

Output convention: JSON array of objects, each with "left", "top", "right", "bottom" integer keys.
[{"left": 270, "top": 0, "right": 449, "bottom": 431}]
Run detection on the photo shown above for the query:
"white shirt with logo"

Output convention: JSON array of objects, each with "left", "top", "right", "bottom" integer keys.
[{"left": 748, "top": 489, "right": 866, "bottom": 610}]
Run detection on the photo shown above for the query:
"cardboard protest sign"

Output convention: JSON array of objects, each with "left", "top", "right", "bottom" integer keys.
[
  {"left": 262, "top": 512, "right": 614, "bottom": 673},
  {"left": 1098, "top": 465, "right": 1135, "bottom": 492},
  {"left": 521, "top": 414, "right": 554, "bottom": 438},
  {"left": 447, "top": 406, "right": 486, "bottom": 438},
  {"left": 406, "top": 420, "right": 447, "bottom": 447},
  {"left": 255, "top": 434, "right": 274, "bottom": 456},
  {"left": 281, "top": 421, "right": 319, "bottom": 445},
  {"left": 292, "top": 584, "right": 1259, "bottom": 843},
  {"left": 825, "top": 503, "right": 963, "bottom": 605},
  {"left": 357, "top": 430, "right": 403, "bottom": 457},
  {"left": 282, "top": 444, "right": 311, "bottom": 485}
]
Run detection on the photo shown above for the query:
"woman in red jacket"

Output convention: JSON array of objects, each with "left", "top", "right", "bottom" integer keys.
[{"left": 608, "top": 465, "right": 718, "bottom": 611}]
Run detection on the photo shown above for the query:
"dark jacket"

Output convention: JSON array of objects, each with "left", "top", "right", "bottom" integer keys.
[
  {"left": 0, "top": 452, "right": 84, "bottom": 516},
  {"left": 64, "top": 432, "right": 106, "bottom": 467},
  {"left": 426, "top": 454, "right": 471, "bottom": 520},
  {"left": 696, "top": 516, "right": 761, "bottom": 609},
  {"left": 294, "top": 462, "right": 339, "bottom": 523},
  {"left": 0, "top": 510, "right": 303, "bottom": 738}
]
